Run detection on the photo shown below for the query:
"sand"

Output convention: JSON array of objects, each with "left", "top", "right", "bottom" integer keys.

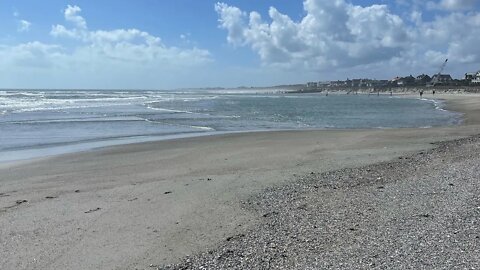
[
  {"left": 1, "top": 93, "right": 480, "bottom": 270},
  {"left": 163, "top": 135, "right": 480, "bottom": 269}
]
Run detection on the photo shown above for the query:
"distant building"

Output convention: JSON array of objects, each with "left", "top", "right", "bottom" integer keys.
[
  {"left": 317, "top": 81, "right": 330, "bottom": 88},
  {"left": 306, "top": 82, "right": 317, "bottom": 88},
  {"left": 346, "top": 79, "right": 352, "bottom": 87},
  {"left": 329, "top": 80, "right": 348, "bottom": 87},
  {"left": 397, "top": 75, "right": 415, "bottom": 86},
  {"left": 363, "top": 79, "right": 373, "bottom": 87},
  {"left": 390, "top": 77, "right": 401, "bottom": 86},
  {"left": 472, "top": 71, "right": 480, "bottom": 84},
  {"left": 372, "top": 80, "right": 390, "bottom": 87},
  {"left": 465, "top": 72, "right": 476, "bottom": 82},
  {"left": 465, "top": 71, "right": 480, "bottom": 85},
  {"left": 431, "top": 74, "right": 453, "bottom": 85},
  {"left": 351, "top": 79, "right": 362, "bottom": 87},
  {"left": 416, "top": 74, "right": 431, "bottom": 85}
]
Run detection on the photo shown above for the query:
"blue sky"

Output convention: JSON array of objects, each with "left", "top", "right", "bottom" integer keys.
[{"left": 1, "top": 0, "right": 480, "bottom": 89}]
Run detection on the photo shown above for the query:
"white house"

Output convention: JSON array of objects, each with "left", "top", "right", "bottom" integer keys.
[
  {"left": 472, "top": 71, "right": 480, "bottom": 84},
  {"left": 306, "top": 82, "right": 317, "bottom": 88}
]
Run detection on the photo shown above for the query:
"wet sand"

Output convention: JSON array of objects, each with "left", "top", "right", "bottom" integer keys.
[{"left": 1, "top": 93, "right": 480, "bottom": 269}]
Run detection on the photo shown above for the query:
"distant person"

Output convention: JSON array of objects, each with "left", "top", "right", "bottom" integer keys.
[
  {"left": 420, "top": 90, "right": 424, "bottom": 98},
  {"left": 433, "top": 90, "right": 436, "bottom": 95}
]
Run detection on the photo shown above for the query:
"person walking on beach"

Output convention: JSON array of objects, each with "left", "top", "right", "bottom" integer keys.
[
  {"left": 420, "top": 90, "right": 423, "bottom": 98},
  {"left": 433, "top": 90, "right": 436, "bottom": 95}
]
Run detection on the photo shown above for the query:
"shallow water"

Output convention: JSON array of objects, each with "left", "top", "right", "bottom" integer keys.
[{"left": 0, "top": 89, "right": 461, "bottom": 161}]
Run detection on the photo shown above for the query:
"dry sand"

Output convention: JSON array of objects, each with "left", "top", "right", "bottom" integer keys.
[
  {"left": 164, "top": 134, "right": 480, "bottom": 269},
  {"left": 1, "top": 93, "right": 480, "bottom": 270}
]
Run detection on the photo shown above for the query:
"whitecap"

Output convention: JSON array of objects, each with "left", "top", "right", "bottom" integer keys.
[
  {"left": 145, "top": 105, "right": 195, "bottom": 114},
  {"left": 189, "top": 125, "right": 215, "bottom": 131}
]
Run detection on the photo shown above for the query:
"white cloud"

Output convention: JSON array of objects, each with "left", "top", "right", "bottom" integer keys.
[
  {"left": 214, "top": 3, "right": 247, "bottom": 45},
  {"left": 0, "top": 42, "right": 64, "bottom": 68},
  {"left": 17, "top": 20, "right": 31, "bottom": 32},
  {"left": 13, "top": 10, "right": 31, "bottom": 33},
  {"left": 215, "top": 0, "right": 480, "bottom": 79},
  {"left": 427, "top": 0, "right": 477, "bottom": 11},
  {"left": 215, "top": 0, "right": 410, "bottom": 70},
  {"left": 49, "top": 6, "right": 211, "bottom": 66},
  {"left": 50, "top": 24, "right": 78, "bottom": 39},
  {"left": 64, "top": 5, "right": 87, "bottom": 29},
  {"left": 418, "top": 12, "right": 480, "bottom": 64},
  {"left": 0, "top": 5, "right": 213, "bottom": 89},
  {"left": 397, "top": 0, "right": 476, "bottom": 11}
]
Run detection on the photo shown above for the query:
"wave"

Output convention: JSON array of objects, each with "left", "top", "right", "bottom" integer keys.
[
  {"left": 144, "top": 104, "right": 241, "bottom": 120},
  {"left": 143, "top": 118, "right": 215, "bottom": 131},
  {"left": 45, "top": 95, "right": 148, "bottom": 102},
  {"left": 432, "top": 100, "right": 448, "bottom": 112},
  {"left": 1, "top": 90, "right": 223, "bottom": 113},
  {"left": 189, "top": 125, "right": 215, "bottom": 131},
  {"left": 1, "top": 99, "right": 147, "bottom": 113},
  {"left": 14, "top": 103, "right": 130, "bottom": 113},
  {"left": 145, "top": 104, "right": 195, "bottom": 114},
  {"left": 420, "top": 98, "right": 448, "bottom": 112},
  {"left": 204, "top": 89, "right": 285, "bottom": 94},
  {"left": 0, "top": 130, "right": 210, "bottom": 152},
  {"left": 0, "top": 91, "right": 45, "bottom": 98},
  {"left": 1, "top": 92, "right": 152, "bottom": 112},
  {"left": 3, "top": 116, "right": 146, "bottom": 125}
]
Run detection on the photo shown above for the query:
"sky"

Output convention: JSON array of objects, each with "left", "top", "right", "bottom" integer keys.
[{"left": 1, "top": 0, "right": 480, "bottom": 89}]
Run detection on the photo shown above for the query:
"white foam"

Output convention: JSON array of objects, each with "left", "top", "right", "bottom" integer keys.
[
  {"left": 181, "top": 96, "right": 219, "bottom": 102},
  {"left": 5, "top": 116, "right": 144, "bottom": 124},
  {"left": 420, "top": 98, "right": 447, "bottom": 112},
  {"left": 190, "top": 125, "right": 215, "bottom": 131},
  {"left": 1, "top": 90, "right": 225, "bottom": 114},
  {"left": 205, "top": 88, "right": 285, "bottom": 94},
  {"left": 145, "top": 105, "right": 194, "bottom": 114}
]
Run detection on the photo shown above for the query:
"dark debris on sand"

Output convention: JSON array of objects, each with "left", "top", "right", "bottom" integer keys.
[{"left": 160, "top": 135, "right": 480, "bottom": 269}]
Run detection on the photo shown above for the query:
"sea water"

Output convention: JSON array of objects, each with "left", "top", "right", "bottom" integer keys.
[{"left": 0, "top": 89, "right": 461, "bottom": 162}]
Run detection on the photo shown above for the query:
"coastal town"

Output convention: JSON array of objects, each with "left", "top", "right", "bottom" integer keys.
[{"left": 304, "top": 67, "right": 480, "bottom": 92}]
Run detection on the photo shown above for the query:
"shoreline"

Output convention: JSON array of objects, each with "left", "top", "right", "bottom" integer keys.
[
  {"left": 1, "top": 93, "right": 480, "bottom": 269},
  {"left": 0, "top": 92, "right": 470, "bottom": 165}
]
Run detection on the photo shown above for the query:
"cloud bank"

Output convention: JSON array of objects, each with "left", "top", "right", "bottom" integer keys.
[
  {"left": 0, "top": 5, "right": 212, "bottom": 89},
  {"left": 49, "top": 5, "right": 211, "bottom": 67},
  {"left": 215, "top": 0, "right": 480, "bottom": 78}
]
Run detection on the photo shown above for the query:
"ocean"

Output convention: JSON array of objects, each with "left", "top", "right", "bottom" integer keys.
[{"left": 0, "top": 89, "right": 461, "bottom": 162}]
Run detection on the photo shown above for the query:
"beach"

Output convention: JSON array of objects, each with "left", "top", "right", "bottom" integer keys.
[{"left": 1, "top": 93, "right": 480, "bottom": 269}]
